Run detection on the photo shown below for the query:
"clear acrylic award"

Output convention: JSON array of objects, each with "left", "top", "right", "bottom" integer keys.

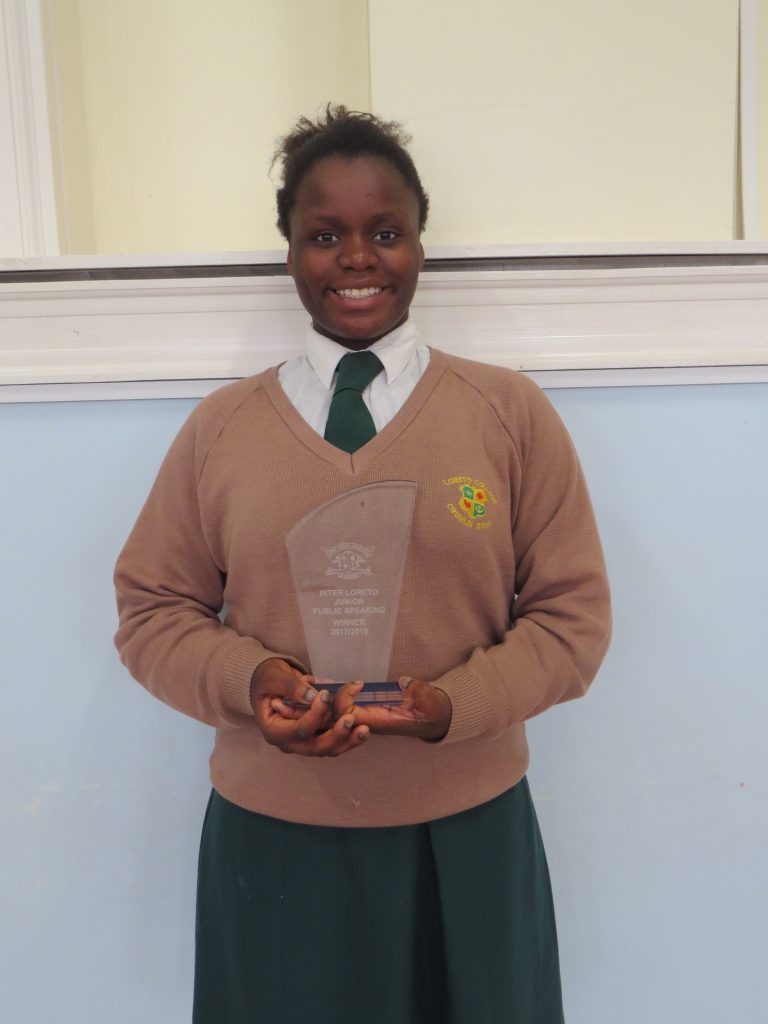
[{"left": 286, "top": 481, "right": 417, "bottom": 704}]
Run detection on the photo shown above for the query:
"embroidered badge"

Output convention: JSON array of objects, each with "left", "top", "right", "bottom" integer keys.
[
  {"left": 322, "top": 542, "right": 374, "bottom": 580},
  {"left": 460, "top": 484, "right": 488, "bottom": 519},
  {"left": 444, "top": 476, "right": 498, "bottom": 530}
]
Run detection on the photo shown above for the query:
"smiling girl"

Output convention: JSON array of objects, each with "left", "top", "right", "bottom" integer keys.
[{"left": 114, "top": 106, "right": 611, "bottom": 1023}]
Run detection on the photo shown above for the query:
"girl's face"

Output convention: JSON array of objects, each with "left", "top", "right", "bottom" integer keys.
[{"left": 287, "top": 155, "right": 424, "bottom": 350}]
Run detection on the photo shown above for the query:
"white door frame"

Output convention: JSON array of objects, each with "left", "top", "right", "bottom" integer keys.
[{"left": 0, "top": 0, "right": 58, "bottom": 257}]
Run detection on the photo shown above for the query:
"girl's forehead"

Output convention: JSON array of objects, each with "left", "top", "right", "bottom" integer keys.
[{"left": 295, "top": 155, "right": 417, "bottom": 212}]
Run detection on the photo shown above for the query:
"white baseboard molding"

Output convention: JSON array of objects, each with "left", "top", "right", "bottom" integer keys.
[{"left": 2, "top": 263, "right": 767, "bottom": 401}]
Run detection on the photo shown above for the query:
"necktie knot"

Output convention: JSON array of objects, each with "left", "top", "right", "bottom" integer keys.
[{"left": 333, "top": 351, "right": 384, "bottom": 395}]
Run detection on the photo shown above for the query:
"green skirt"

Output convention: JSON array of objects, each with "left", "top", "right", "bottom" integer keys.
[{"left": 193, "top": 779, "right": 563, "bottom": 1024}]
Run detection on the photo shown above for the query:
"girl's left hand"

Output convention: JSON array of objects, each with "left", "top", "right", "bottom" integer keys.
[{"left": 337, "top": 678, "right": 453, "bottom": 741}]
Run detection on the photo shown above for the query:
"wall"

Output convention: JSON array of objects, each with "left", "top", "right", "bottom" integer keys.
[
  {"left": 759, "top": 0, "right": 768, "bottom": 236},
  {"left": 370, "top": 0, "right": 740, "bottom": 244},
  {"left": 41, "top": 0, "right": 755, "bottom": 253},
  {"left": 1, "top": 381, "right": 765, "bottom": 1023},
  {"left": 42, "top": 0, "right": 370, "bottom": 253},
  {"left": 43, "top": 0, "right": 96, "bottom": 253}
]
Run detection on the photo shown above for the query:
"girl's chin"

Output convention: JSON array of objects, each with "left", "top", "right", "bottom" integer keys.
[{"left": 313, "top": 316, "right": 408, "bottom": 348}]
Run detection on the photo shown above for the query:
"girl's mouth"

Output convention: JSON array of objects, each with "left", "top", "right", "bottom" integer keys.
[{"left": 332, "top": 287, "right": 385, "bottom": 299}]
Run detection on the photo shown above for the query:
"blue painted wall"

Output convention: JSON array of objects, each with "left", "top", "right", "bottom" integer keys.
[{"left": 1, "top": 384, "right": 766, "bottom": 1023}]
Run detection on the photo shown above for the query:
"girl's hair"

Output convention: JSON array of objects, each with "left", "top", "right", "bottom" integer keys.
[{"left": 272, "top": 104, "right": 429, "bottom": 239}]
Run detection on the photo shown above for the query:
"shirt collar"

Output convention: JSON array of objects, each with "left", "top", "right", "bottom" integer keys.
[{"left": 304, "top": 318, "right": 421, "bottom": 390}]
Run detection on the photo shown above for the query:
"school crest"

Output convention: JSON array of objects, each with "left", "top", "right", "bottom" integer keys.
[
  {"left": 459, "top": 484, "right": 488, "bottom": 519},
  {"left": 444, "top": 475, "right": 498, "bottom": 530}
]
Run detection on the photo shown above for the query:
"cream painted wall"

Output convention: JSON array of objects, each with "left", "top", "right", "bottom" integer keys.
[
  {"left": 758, "top": 0, "right": 768, "bottom": 237},
  {"left": 43, "top": 0, "right": 96, "bottom": 253},
  {"left": 370, "top": 0, "right": 740, "bottom": 244},
  {"left": 42, "top": 0, "right": 754, "bottom": 252},
  {"left": 44, "top": 0, "right": 370, "bottom": 253}
]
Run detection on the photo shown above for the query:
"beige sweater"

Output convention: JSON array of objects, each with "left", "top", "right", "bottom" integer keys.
[{"left": 114, "top": 349, "right": 611, "bottom": 826}]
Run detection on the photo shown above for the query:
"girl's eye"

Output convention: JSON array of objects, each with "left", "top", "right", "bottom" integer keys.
[
  {"left": 313, "top": 231, "right": 339, "bottom": 243},
  {"left": 375, "top": 229, "right": 399, "bottom": 242}
]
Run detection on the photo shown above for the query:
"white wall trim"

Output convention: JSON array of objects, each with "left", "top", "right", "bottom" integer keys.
[
  {"left": 2, "top": 262, "right": 768, "bottom": 400},
  {"left": 4, "top": 240, "right": 768, "bottom": 272},
  {"left": 3, "top": 364, "right": 768, "bottom": 405},
  {"left": 0, "top": 0, "right": 59, "bottom": 257}
]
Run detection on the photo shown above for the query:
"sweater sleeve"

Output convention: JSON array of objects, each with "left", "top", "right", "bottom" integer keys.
[
  {"left": 433, "top": 377, "right": 611, "bottom": 744},
  {"left": 113, "top": 403, "right": 305, "bottom": 729}
]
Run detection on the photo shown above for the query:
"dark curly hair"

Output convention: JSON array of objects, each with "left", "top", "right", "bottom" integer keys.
[{"left": 272, "top": 104, "right": 429, "bottom": 240}]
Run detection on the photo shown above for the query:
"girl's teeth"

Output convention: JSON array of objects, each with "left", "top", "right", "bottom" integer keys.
[{"left": 336, "top": 288, "right": 383, "bottom": 298}]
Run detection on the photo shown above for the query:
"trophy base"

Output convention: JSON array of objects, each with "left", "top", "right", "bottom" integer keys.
[{"left": 320, "top": 680, "right": 404, "bottom": 705}]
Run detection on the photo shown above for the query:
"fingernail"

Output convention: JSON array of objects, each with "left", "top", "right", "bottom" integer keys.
[
  {"left": 304, "top": 686, "right": 318, "bottom": 702},
  {"left": 344, "top": 717, "right": 354, "bottom": 730},
  {"left": 398, "top": 676, "right": 413, "bottom": 690},
  {"left": 321, "top": 691, "right": 332, "bottom": 704}
]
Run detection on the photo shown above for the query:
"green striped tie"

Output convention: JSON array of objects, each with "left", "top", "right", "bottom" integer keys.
[{"left": 324, "top": 351, "right": 384, "bottom": 454}]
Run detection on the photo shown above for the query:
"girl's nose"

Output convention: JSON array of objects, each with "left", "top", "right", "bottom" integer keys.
[{"left": 338, "top": 235, "right": 378, "bottom": 270}]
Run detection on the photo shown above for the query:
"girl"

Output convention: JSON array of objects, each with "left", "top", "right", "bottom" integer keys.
[{"left": 114, "top": 105, "right": 611, "bottom": 1024}]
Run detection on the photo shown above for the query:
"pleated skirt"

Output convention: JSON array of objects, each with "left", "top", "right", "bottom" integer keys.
[{"left": 193, "top": 778, "right": 564, "bottom": 1024}]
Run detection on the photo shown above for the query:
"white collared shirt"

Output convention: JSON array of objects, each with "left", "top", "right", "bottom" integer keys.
[{"left": 278, "top": 318, "right": 430, "bottom": 436}]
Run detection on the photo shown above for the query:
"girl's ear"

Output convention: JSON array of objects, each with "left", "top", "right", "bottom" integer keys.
[
  {"left": 286, "top": 247, "right": 294, "bottom": 277},
  {"left": 419, "top": 241, "right": 425, "bottom": 270}
]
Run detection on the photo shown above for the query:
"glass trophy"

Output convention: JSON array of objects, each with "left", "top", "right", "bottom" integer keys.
[{"left": 285, "top": 480, "right": 417, "bottom": 705}]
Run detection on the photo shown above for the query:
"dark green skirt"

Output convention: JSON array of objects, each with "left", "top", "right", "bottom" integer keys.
[{"left": 193, "top": 779, "right": 563, "bottom": 1024}]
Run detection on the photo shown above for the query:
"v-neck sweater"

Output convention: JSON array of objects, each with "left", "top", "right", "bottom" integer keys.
[{"left": 114, "top": 348, "right": 611, "bottom": 827}]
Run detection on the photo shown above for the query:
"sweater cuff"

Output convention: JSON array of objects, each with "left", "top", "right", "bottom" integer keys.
[
  {"left": 220, "top": 643, "right": 308, "bottom": 720},
  {"left": 431, "top": 663, "right": 496, "bottom": 744}
]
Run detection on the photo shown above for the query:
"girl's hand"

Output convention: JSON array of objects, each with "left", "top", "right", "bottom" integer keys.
[
  {"left": 251, "top": 659, "right": 370, "bottom": 757},
  {"left": 333, "top": 677, "right": 452, "bottom": 742}
]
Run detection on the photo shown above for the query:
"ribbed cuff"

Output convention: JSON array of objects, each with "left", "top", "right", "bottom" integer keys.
[
  {"left": 220, "top": 642, "right": 308, "bottom": 720},
  {"left": 431, "top": 663, "right": 496, "bottom": 744}
]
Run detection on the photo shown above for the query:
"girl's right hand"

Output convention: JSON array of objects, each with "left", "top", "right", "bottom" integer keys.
[{"left": 250, "top": 658, "right": 370, "bottom": 757}]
